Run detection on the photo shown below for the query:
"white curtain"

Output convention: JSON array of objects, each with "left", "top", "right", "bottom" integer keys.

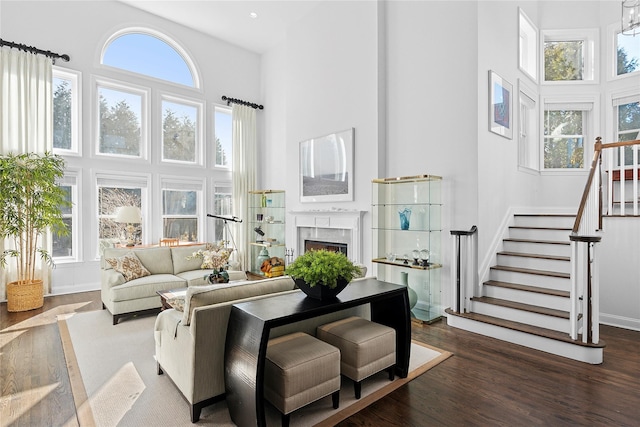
[
  {"left": 0, "top": 46, "right": 54, "bottom": 297},
  {"left": 231, "top": 104, "right": 257, "bottom": 271}
]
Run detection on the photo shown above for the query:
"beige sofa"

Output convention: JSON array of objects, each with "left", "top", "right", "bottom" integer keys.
[
  {"left": 154, "top": 276, "right": 371, "bottom": 422},
  {"left": 100, "top": 244, "right": 245, "bottom": 325}
]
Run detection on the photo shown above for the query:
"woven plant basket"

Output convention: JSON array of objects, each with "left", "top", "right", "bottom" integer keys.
[{"left": 7, "top": 280, "right": 44, "bottom": 312}]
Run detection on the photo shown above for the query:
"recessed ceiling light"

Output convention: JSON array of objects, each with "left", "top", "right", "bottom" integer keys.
[{"left": 249, "top": 12, "right": 258, "bottom": 19}]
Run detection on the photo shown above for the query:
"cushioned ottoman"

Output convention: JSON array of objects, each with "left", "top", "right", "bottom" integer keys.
[
  {"left": 265, "top": 332, "right": 341, "bottom": 427},
  {"left": 317, "top": 316, "right": 396, "bottom": 399}
]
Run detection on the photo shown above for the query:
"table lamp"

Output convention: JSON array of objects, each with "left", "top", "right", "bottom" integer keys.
[{"left": 116, "top": 206, "right": 142, "bottom": 247}]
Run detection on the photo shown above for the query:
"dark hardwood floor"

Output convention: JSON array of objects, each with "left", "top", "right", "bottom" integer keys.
[{"left": 1, "top": 291, "right": 638, "bottom": 426}]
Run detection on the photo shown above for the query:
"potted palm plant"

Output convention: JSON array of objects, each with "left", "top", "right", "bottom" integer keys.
[
  {"left": 285, "top": 249, "right": 362, "bottom": 301},
  {"left": 0, "top": 152, "right": 70, "bottom": 312}
]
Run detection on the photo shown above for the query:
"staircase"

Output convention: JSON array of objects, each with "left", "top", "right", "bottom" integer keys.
[{"left": 446, "top": 214, "right": 605, "bottom": 364}]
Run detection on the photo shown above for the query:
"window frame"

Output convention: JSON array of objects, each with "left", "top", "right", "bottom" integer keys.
[
  {"left": 213, "top": 105, "right": 233, "bottom": 169},
  {"left": 159, "top": 176, "right": 205, "bottom": 243},
  {"left": 518, "top": 8, "right": 539, "bottom": 84},
  {"left": 100, "top": 27, "right": 201, "bottom": 90},
  {"left": 607, "top": 22, "right": 640, "bottom": 80},
  {"left": 542, "top": 28, "right": 599, "bottom": 84},
  {"left": 212, "top": 182, "right": 233, "bottom": 244},
  {"left": 93, "top": 76, "right": 150, "bottom": 162},
  {"left": 541, "top": 97, "right": 598, "bottom": 175},
  {"left": 52, "top": 67, "right": 82, "bottom": 156},
  {"left": 53, "top": 169, "right": 81, "bottom": 263},
  {"left": 94, "top": 171, "right": 150, "bottom": 258},
  {"left": 518, "top": 78, "right": 539, "bottom": 174},
  {"left": 160, "top": 94, "right": 205, "bottom": 166}
]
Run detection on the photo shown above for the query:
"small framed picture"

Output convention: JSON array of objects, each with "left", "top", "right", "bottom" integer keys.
[{"left": 489, "top": 70, "right": 513, "bottom": 139}]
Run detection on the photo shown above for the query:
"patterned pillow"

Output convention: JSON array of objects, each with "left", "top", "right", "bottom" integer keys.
[
  {"left": 167, "top": 297, "right": 185, "bottom": 312},
  {"left": 105, "top": 252, "right": 151, "bottom": 282}
]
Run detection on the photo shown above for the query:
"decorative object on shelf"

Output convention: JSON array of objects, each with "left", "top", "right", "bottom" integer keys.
[
  {"left": 419, "top": 249, "right": 430, "bottom": 267},
  {"left": 286, "top": 249, "right": 362, "bottom": 301},
  {"left": 260, "top": 256, "right": 285, "bottom": 277},
  {"left": 0, "top": 152, "right": 70, "bottom": 312},
  {"left": 254, "top": 225, "right": 265, "bottom": 243},
  {"left": 116, "top": 206, "right": 142, "bottom": 246},
  {"left": 256, "top": 247, "right": 271, "bottom": 275},
  {"left": 412, "top": 249, "right": 420, "bottom": 265},
  {"left": 186, "top": 241, "right": 232, "bottom": 270},
  {"left": 386, "top": 252, "right": 397, "bottom": 262},
  {"left": 400, "top": 271, "right": 418, "bottom": 310},
  {"left": 622, "top": 0, "right": 640, "bottom": 36},
  {"left": 398, "top": 207, "right": 412, "bottom": 230}
]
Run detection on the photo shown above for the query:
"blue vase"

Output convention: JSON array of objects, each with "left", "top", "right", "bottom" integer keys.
[{"left": 398, "top": 208, "right": 412, "bottom": 230}]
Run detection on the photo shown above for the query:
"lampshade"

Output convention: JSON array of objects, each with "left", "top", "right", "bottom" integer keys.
[
  {"left": 622, "top": 0, "right": 640, "bottom": 36},
  {"left": 116, "top": 206, "right": 142, "bottom": 224}
]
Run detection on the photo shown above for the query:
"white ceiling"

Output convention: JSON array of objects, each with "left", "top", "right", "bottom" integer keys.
[{"left": 119, "top": 0, "right": 324, "bottom": 54}]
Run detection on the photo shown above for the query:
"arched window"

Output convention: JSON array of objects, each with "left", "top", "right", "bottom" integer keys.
[{"left": 102, "top": 29, "right": 198, "bottom": 88}]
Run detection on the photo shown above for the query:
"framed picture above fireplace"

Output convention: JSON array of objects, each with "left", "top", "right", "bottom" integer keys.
[{"left": 299, "top": 128, "right": 354, "bottom": 203}]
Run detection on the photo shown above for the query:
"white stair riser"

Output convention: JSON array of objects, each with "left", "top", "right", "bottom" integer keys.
[
  {"left": 508, "top": 228, "right": 572, "bottom": 241},
  {"left": 496, "top": 255, "right": 570, "bottom": 274},
  {"left": 447, "top": 314, "right": 603, "bottom": 364},
  {"left": 483, "top": 285, "right": 570, "bottom": 311},
  {"left": 490, "top": 269, "right": 570, "bottom": 290},
  {"left": 513, "top": 215, "right": 576, "bottom": 229},
  {"left": 471, "top": 301, "right": 570, "bottom": 333},
  {"left": 503, "top": 241, "right": 571, "bottom": 257}
]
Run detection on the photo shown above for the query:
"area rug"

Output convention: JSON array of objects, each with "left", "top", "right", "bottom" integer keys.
[{"left": 58, "top": 309, "right": 452, "bottom": 426}]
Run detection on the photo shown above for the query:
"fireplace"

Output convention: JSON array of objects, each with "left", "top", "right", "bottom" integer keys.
[
  {"left": 304, "top": 240, "right": 348, "bottom": 256},
  {"left": 290, "top": 210, "right": 366, "bottom": 263}
]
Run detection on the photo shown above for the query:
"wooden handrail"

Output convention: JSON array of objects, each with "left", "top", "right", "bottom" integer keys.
[{"left": 573, "top": 138, "right": 640, "bottom": 233}]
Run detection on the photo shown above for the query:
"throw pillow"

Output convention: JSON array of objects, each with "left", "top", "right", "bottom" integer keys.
[
  {"left": 167, "top": 297, "right": 185, "bottom": 312},
  {"left": 105, "top": 252, "right": 151, "bottom": 282}
]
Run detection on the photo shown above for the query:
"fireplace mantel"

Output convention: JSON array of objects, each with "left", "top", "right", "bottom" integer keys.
[{"left": 289, "top": 210, "right": 367, "bottom": 263}]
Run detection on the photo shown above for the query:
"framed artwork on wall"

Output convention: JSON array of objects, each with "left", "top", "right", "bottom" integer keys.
[
  {"left": 299, "top": 128, "right": 354, "bottom": 203},
  {"left": 489, "top": 70, "right": 513, "bottom": 139}
]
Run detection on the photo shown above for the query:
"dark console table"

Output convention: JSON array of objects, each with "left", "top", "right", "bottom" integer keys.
[{"left": 224, "top": 278, "right": 411, "bottom": 426}]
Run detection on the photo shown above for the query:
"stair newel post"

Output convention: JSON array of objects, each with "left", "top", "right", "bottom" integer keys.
[
  {"left": 570, "top": 235, "right": 602, "bottom": 344},
  {"left": 450, "top": 226, "right": 478, "bottom": 313}
]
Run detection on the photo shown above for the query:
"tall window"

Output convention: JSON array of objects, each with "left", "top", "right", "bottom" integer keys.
[
  {"left": 161, "top": 179, "right": 203, "bottom": 242},
  {"left": 162, "top": 97, "right": 202, "bottom": 164},
  {"left": 518, "top": 80, "right": 538, "bottom": 171},
  {"left": 214, "top": 107, "right": 232, "bottom": 167},
  {"left": 614, "top": 96, "right": 640, "bottom": 166},
  {"left": 96, "top": 174, "right": 148, "bottom": 253},
  {"left": 543, "top": 102, "right": 593, "bottom": 170},
  {"left": 53, "top": 172, "right": 79, "bottom": 261},
  {"left": 102, "top": 30, "right": 197, "bottom": 88},
  {"left": 616, "top": 32, "right": 640, "bottom": 76},
  {"left": 543, "top": 29, "right": 598, "bottom": 83},
  {"left": 96, "top": 80, "right": 147, "bottom": 158},
  {"left": 53, "top": 68, "right": 81, "bottom": 154},
  {"left": 519, "top": 8, "right": 538, "bottom": 83}
]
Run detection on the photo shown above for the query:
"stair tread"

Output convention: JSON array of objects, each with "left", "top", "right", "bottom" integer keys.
[
  {"left": 497, "top": 251, "right": 570, "bottom": 261},
  {"left": 503, "top": 237, "right": 570, "bottom": 245},
  {"left": 509, "top": 226, "right": 572, "bottom": 231},
  {"left": 484, "top": 280, "right": 570, "bottom": 297},
  {"left": 514, "top": 214, "right": 576, "bottom": 217},
  {"left": 444, "top": 308, "right": 605, "bottom": 348},
  {"left": 472, "top": 296, "right": 569, "bottom": 319},
  {"left": 491, "top": 265, "right": 570, "bottom": 279}
]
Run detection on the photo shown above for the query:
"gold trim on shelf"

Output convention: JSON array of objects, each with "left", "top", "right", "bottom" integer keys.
[
  {"left": 372, "top": 174, "right": 442, "bottom": 184},
  {"left": 248, "top": 189, "right": 285, "bottom": 194}
]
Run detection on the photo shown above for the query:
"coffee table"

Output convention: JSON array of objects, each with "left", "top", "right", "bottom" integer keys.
[{"left": 156, "top": 288, "right": 187, "bottom": 311}]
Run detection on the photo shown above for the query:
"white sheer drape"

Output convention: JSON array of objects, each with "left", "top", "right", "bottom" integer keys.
[
  {"left": 231, "top": 104, "right": 257, "bottom": 271},
  {"left": 0, "top": 46, "right": 53, "bottom": 298}
]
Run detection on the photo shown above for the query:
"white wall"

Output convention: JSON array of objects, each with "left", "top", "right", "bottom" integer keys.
[{"left": 1, "top": 0, "right": 261, "bottom": 295}]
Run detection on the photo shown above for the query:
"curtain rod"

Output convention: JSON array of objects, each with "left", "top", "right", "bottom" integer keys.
[
  {"left": 0, "top": 38, "right": 70, "bottom": 63},
  {"left": 222, "top": 95, "right": 264, "bottom": 110}
]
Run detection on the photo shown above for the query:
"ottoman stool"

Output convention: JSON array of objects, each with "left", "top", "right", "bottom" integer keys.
[
  {"left": 317, "top": 316, "right": 396, "bottom": 399},
  {"left": 265, "top": 332, "right": 341, "bottom": 427}
]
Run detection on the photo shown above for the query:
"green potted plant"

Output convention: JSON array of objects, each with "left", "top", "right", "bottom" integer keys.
[
  {"left": 285, "top": 249, "right": 362, "bottom": 301},
  {"left": 0, "top": 152, "right": 70, "bottom": 312}
]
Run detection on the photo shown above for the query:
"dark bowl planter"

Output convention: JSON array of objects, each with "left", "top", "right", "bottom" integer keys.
[{"left": 295, "top": 277, "right": 350, "bottom": 301}]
